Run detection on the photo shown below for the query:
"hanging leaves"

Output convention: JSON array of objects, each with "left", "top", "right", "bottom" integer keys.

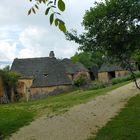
[
  {"left": 58, "top": 0, "right": 65, "bottom": 12},
  {"left": 45, "top": 7, "right": 51, "bottom": 15},
  {"left": 28, "top": 0, "right": 67, "bottom": 33},
  {"left": 59, "top": 21, "right": 66, "bottom": 33},
  {"left": 50, "top": 13, "right": 54, "bottom": 25}
]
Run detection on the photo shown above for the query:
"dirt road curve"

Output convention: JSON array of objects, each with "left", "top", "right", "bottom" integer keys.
[{"left": 10, "top": 82, "right": 140, "bottom": 140}]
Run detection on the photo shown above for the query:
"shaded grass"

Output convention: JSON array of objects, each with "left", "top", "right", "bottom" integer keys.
[
  {"left": 88, "top": 94, "right": 140, "bottom": 140},
  {"left": 0, "top": 81, "right": 129, "bottom": 138}
]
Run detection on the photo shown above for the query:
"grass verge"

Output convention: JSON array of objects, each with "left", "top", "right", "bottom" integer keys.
[
  {"left": 0, "top": 81, "right": 129, "bottom": 138},
  {"left": 88, "top": 93, "right": 140, "bottom": 140}
]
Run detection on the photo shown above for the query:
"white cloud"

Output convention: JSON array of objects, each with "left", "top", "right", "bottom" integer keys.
[
  {"left": 18, "top": 26, "right": 78, "bottom": 58},
  {"left": 0, "top": 41, "right": 18, "bottom": 61},
  {"left": 0, "top": 0, "right": 100, "bottom": 62}
]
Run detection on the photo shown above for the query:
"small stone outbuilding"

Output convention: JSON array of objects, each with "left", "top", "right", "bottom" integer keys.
[
  {"left": 98, "top": 64, "right": 129, "bottom": 82},
  {"left": 61, "top": 58, "right": 90, "bottom": 80},
  {"left": 11, "top": 53, "right": 72, "bottom": 99},
  {"left": 11, "top": 52, "right": 89, "bottom": 100}
]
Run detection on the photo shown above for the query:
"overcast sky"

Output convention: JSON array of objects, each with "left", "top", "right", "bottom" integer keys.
[{"left": 0, "top": 0, "right": 99, "bottom": 67}]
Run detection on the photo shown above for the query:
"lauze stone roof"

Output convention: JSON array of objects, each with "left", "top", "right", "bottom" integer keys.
[
  {"left": 99, "top": 64, "right": 124, "bottom": 72},
  {"left": 11, "top": 57, "right": 72, "bottom": 87},
  {"left": 11, "top": 57, "right": 88, "bottom": 88},
  {"left": 61, "top": 58, "right": 88, "bottom": 74}
]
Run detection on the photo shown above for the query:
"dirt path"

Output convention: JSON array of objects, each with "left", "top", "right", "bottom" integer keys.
[{"left": 10, "top": 82, "right": 140, "bottom": 140}]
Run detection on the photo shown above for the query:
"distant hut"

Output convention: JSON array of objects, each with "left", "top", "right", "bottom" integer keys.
[
  {"left": 98, "top": 64, "right": 129, "bottom": 82},
  {"left": 61, "top": 59, "right": 90, "bottom": 80}
]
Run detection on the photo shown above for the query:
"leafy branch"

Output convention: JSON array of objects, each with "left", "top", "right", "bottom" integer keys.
[{"left": 28, "top": 0, "right": 66, "bottom": 33}]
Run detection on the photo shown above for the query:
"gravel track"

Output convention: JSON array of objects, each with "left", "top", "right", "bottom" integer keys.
[{"left": 10, "top": 82, "right": 140, "bottom": 140}]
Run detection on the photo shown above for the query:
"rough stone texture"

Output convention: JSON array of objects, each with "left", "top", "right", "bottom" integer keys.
[
  {"left": 98, "top": 72, "right": 108, "bottom": 82},
  {"left": 30, "top": 88, "right": 64, "bottom": 100},
  {"left": 98, "top": 70, "right": 130, "bottom": 82},
  {"left": 10, "top": 81, "right": 140, "bottom": 140}
]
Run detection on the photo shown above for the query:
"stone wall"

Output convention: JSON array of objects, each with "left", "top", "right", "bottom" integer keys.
[
  {"left": 30, "top": 85, "right": 72, "bottom": 100},
  {"left": 31, "top": 85, "right": 71, "bottom": 95},
  {"left": 17, "top": 79, "right": 33, "bottom": 95},
  {"left": 115, "top": 70, "right": 129, "bottom": 78},
  {"left": 98, "top": 70, "right": 130, "bottom": 82},
  {"left": 98, "top": 72, "right": 109, "bottom": 82}
]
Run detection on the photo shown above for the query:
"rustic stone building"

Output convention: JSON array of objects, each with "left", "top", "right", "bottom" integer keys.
[
  {"left": 61, "top": 58, "right": 90, "bottom": 80},
  {"left": 11, "top": 52, "right": 89, "bottom": 100},
  {"left": 11, "top": 53, "right": 72, "bottom": 99},
  {"left": 98, "top": 64, "right": 129, "bottom": 82}
]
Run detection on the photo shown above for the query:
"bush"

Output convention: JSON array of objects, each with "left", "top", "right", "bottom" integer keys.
[
  {"left": 74, "top": 73, "right": 89, "bottom": 87},
  {"left": 89, "top": 81, "right": 108, "bottom": 90},
  {"left": 112, "top": 71, "right": 140, "bottom": 85}
]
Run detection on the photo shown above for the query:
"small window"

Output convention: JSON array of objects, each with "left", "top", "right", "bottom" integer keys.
[{"left": 43, "top": 73, "right": 48, "bottom": 77}]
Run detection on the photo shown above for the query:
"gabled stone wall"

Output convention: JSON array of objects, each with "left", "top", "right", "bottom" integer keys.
[
  {"left": 17, "top": 79, "right": 33, "bottom": 95},
  {"left": 98, "top": 70, "right": 130, "bottom": 82}
]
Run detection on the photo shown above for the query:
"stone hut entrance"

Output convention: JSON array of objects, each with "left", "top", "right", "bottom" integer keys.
[{"left": 108, "top": 71, "right": 115, "bottom": 80}]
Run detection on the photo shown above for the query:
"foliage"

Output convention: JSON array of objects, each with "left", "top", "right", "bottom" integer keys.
[
  {"left": 2, "top": 65, "right": 10, "bottom": 71},
  {"left": 0, "top": 69, "right": 20, "bottom": 101},
  {"left": 0, "top": 82, "right": 128, "bottom": 138},
  {"left": 71, "top": 52, "right": 93, "bottom": 68},
  {"left": 89, "top": 81, "right": 108, "bottom": 90},
  {"left": 71, "top": 51, "right": 104, "bottom": 68},
  {"left": 74, "top": 73, "right": 89, "bottom": 87},
  {"left": 0, "top": 108, "right": 34, "bottom": 139},
  {"left": 28, "top": 0, "right": 66, "bottom": 33},
  {"left": 67, "top": 0, "right": 140, "bottom": 88},
  {"left": 112, "top": 71, "right": 140, "bottom": 85},
  {"left": 89, "top": 93, "right": 140, "bottom": 140},
  {"left": 132, "top": 51, "right": 140, "bottom": 62}
]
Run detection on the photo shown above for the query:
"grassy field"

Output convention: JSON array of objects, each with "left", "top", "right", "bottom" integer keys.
[
  {"left": 0, "top": 81, "right": 129, "bottom": 138},
  {"left": 88, "top": 93, "right": 140, "bottom": 140}
]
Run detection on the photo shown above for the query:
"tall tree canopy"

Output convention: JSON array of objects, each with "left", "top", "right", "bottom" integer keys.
[
  {"left": 67, "top": 0, "right": 140, "bottom": 88},
  {"left": 71, "top": 51, "right": 105, "bottom": 68}
]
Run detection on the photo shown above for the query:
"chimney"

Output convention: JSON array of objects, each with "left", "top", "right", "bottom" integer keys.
[{"left": 49, "top": 51, "right": 55, "bottom": 58}]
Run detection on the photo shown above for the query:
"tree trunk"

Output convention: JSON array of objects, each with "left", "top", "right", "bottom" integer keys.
[
  {"left": 124, "top": 60, "right": 140, "bottom": 90},
  {"left": 11, "top": 87, "right": 15, "bottom": 102}
]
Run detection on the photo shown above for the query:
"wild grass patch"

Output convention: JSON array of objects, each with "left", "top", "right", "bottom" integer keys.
[
  {"left": 88, "top": 94, "right": 140, "bottom": 140},
  {"left": 0, "top": 81, "right": 129, "bottom": 138}
]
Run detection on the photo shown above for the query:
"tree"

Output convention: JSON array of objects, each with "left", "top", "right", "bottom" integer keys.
[
  {"left": 67, "top": 0, "right": 140, "bottom": 88},
  {"left": 0, "top": 67, "right": 20, "bottom": 102},
  {"left": 71, "top": 51, "right": 104, "bottom": 68},
  {"left": 28, "top": 0, "right": 66, "bottom": 33},
  {"left": 132, "top": 51, "right": 140, "bottom": 62}
]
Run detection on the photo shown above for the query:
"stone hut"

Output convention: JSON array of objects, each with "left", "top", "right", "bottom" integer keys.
[
  {"left": 98, "top": 64, "right": 129, "bottom": 82},
  {"left": 61, "top": 58, "right": 90, "bottom": 80},
  {"left": 11, "top": 52, "right": 72, "bottom": 99},
  {"left": 11, "top": 52, "right": 89, "bottom": 100}
]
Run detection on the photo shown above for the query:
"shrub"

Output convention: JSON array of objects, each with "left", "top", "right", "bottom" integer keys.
[
  {"left": 112, "top": 71, "right": 140, "bottom": 85},
  {"left": 74, "top": 73, "right": 89, "bottom": 87},
  {"left": 89, "top": 81, "right": 108, "bottom": 90}
]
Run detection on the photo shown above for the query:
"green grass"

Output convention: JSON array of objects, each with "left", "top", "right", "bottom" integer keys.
[
  {"left": 0, "top": 81, "right": 129, "bottom": 138},
  {"left": 88, "top": 94, "right": 140, "bottom": 140}
]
